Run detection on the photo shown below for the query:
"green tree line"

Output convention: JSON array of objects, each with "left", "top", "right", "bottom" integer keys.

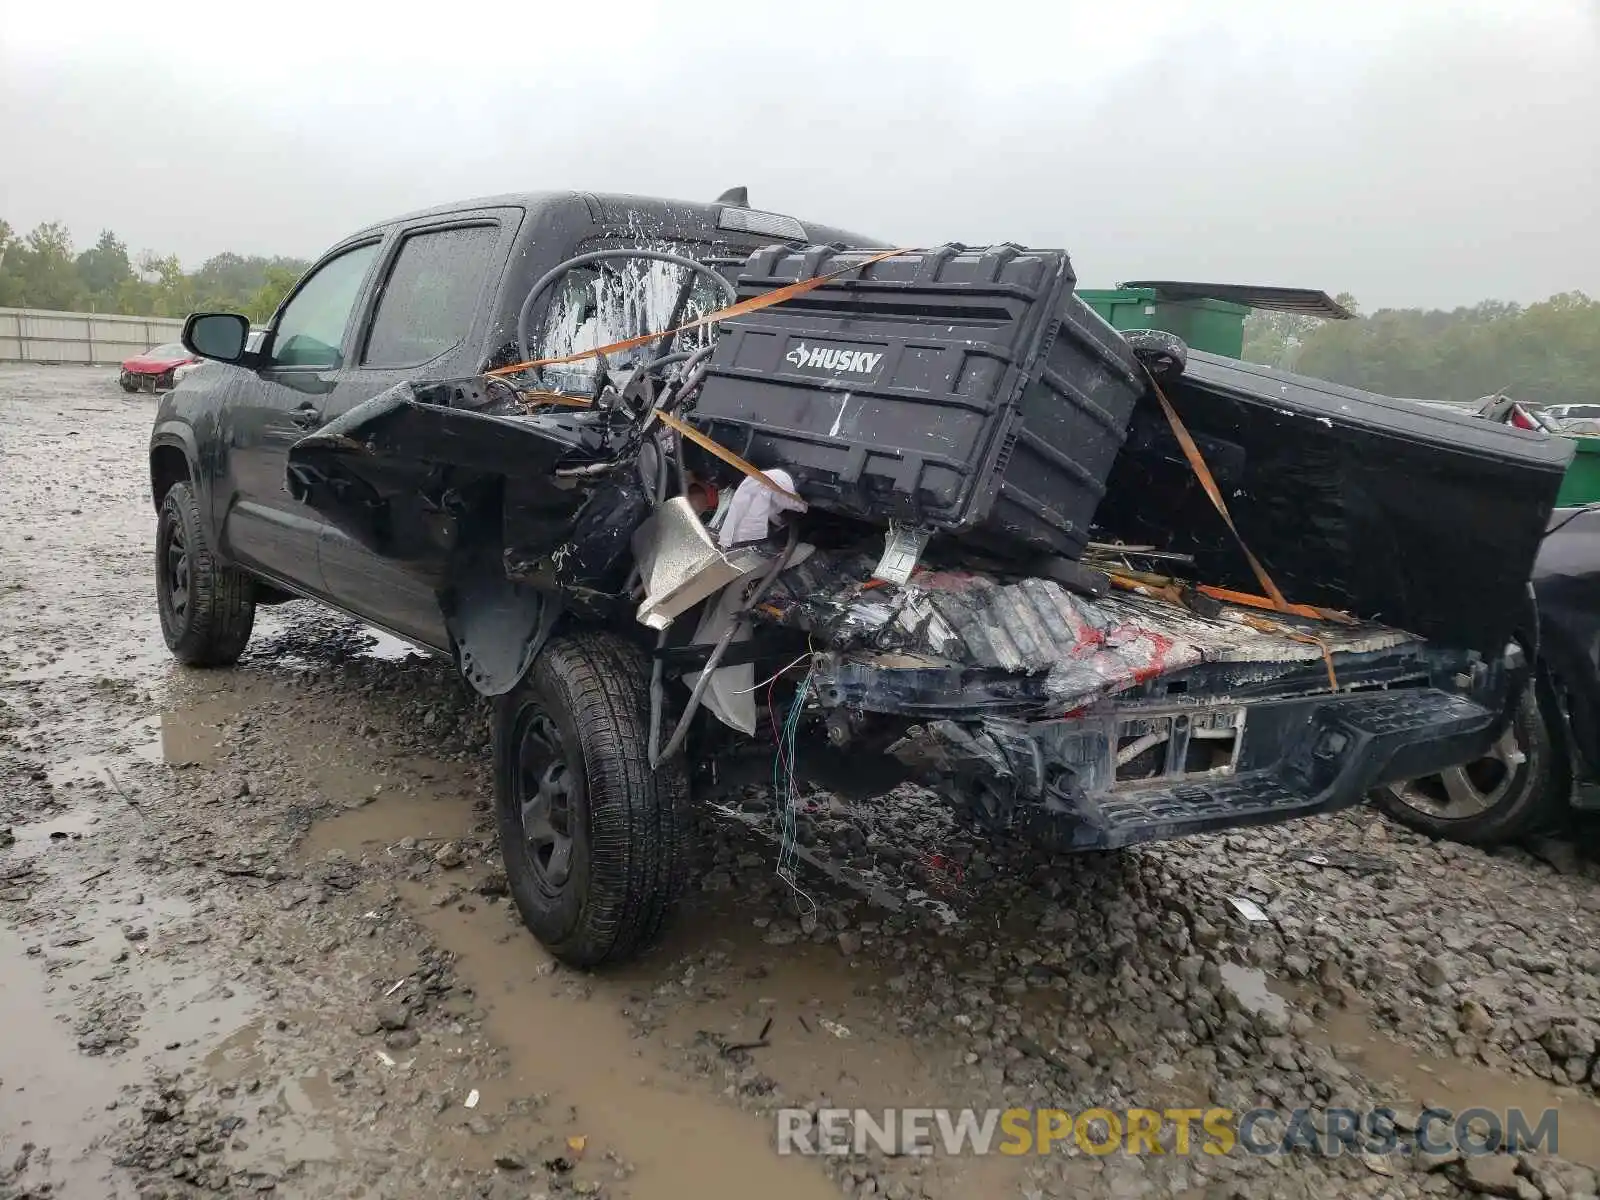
[
  {"left": 0, "top": 219, "right": 309, "bottom": 324},
  {"left": 5, "top": 216, "right": 1594, "bottom": 405},
  {"left": 1243, "top": 291, "right": 1600, "bottom": 406}
]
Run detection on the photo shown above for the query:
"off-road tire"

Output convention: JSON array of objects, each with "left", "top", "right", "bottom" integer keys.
[
  {"left": 156, "top": 481, "right": 256, "bottom": 666},
  {"left": 493, "top": 632, "right": 690, "bottom": 968},
  {"left": 119, "top": 375, "right": 139, "bottom": 393},
  {"left": 1372, "top": 685, "right": 1568, "bottom": 846}
]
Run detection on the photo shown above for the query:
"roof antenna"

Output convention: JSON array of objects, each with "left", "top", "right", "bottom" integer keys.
[{"left": 715, "top": 186, "right": 749, "bottom": 207}]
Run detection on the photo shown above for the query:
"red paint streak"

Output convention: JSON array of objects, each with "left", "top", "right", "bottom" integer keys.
[{"left": 1129, "top": 630, "right": 1178, "bottom": 685}]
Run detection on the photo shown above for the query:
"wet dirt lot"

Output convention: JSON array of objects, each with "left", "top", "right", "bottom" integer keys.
[{"left": 2, "top": 363, "right": 1600, "bottom": 1200}]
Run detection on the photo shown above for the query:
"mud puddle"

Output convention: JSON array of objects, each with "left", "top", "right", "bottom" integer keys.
[
  {"left": 307, "top": 795, "right": 1032, "bottom": 1198},
  {"left": 1230, "top": 963, "right": 1600, "bottom": 1167},
  {"left": 1318, "top": 999, "right": 1600, "bottom": 1167},
  {"left": 201, "top": 1020, "right": 349, "bottom": 1177},
  {"left": 0, "top": 924, "right": 142, "bottom": 1199}
]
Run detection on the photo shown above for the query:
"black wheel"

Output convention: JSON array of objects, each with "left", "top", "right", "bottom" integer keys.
[
  {"left": 119, "top": 373, "right": 139, "bottom": 393},
  {"left": 1372, "top": 685, "right": 1569, "bottom": 846},
  {"left": 493, "top": 632, "right": 689, "bottom": 968},
  {"left": 156, "top": 481, "right": 256, "bottom": 666}
]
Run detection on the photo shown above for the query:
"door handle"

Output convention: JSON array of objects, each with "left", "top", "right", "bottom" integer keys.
[{"left": 289, "top": 404, "right": 321, "bottom": 430}]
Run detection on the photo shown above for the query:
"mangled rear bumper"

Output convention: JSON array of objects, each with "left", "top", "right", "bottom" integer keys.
[{"left": 887, "top": 685, "right": 1499, "bottom": 850}]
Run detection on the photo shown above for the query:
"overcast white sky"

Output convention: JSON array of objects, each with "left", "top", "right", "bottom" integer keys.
[{"left": 3, "top": 0, "right": 1596, "bottom": 309}]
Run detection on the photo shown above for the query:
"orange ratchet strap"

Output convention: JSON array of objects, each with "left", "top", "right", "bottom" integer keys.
[
  {"left": 485, "top": 246, "right": 912, "bottom": 378},
  {"left": 1196, "top": 584, "right": 1354, "bottom": 626},
  {"left": 1143, "top": 370, "right": 1292, "bottom": 614},
  {"left": 654, "top": 410, "right": 800, "bottom": 503}
]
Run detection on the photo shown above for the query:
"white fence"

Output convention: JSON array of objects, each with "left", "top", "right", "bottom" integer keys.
[{"left": 0, "top": 308, "right": 186, "bottom": 365}]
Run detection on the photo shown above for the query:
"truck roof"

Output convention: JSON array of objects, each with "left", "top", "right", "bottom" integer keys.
[{"left": 350, "top": 189, "right": 884, "bottom": 249}]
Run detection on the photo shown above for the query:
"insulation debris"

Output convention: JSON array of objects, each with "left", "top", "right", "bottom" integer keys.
[{"left": 754, "top": 551, "right": 1411, "bottom": 716}]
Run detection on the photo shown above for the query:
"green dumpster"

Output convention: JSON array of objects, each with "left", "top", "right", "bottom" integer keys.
[
  {"left": 1556, "top": 436, "right": 1600, "bottom": 507},
  {"left": 1078, "top": 287, "right": 1250, "bottom": 359}
]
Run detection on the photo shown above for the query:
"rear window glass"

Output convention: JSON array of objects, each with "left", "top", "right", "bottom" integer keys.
[
  {"left": 362, "top": 225, "right": 500, "bottom": 368},
  {"left": 537, "top": 255, "right": 724, "bottom": 395}
]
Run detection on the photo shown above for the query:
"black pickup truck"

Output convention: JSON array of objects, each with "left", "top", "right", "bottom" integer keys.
[{"left": 151, "top": 190, "right": 1571, "bottom": 965}]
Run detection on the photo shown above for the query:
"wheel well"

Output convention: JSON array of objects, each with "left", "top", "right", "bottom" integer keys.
[{"left": 150, "top": 444, "right": 191, "bottom": 509}]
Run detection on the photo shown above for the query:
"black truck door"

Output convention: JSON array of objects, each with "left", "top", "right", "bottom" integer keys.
[
  {"left": 313, "top": 215, "right": 512, "bottom": 651},
  {"left": 222, "top": 239, "right": 382, "bottom": 593}
]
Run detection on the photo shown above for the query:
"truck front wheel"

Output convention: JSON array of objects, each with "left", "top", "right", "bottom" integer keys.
[
  {"left": 493, "top": 632, "right": 689, "bottom": 967},
  {"left": 156, "top": 481, "right": 256, "bottom": 666}
]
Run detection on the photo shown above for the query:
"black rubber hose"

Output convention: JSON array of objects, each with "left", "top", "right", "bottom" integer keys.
[
  {"left": 638, "top": 350, "right": 696, "bottom": 377},
  {"left": 513, "top": 249, "right": 737, "bottom": 380}
]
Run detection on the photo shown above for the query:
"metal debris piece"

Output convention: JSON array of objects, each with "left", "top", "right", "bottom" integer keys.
[
  {"left": 872, "top": 524, "right": 930, "bottom": 586},
  {"left": 1228, "top": 896, "right": 1270, "bottom": 923},
  {"left": 818, "top": 1019, "right": 852, "bottom": 1039},
  {"left": 1290, "top": 847, "right": 1395, "bottom": 874},
  {"left": 632, "top": 497, "right": 766, "bottom": 630}
]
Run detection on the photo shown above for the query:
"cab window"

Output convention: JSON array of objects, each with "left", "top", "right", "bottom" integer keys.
[
  {"left": 363, "top": 225, "right": 500, "bottom": 368},
  {"left": 271, "top": 243, "right": 380, "bottom": 369}
]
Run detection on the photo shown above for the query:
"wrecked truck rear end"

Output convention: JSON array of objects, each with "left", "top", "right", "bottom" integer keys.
[
  {"left": 759, "top": 556, "right": 1501, "bottom": 849},
  {"left": 283, "top": 236, "right": 1568, "bottom": 860}
]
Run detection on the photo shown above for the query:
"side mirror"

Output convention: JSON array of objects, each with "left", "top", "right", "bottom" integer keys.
[{"left": 183, "top": 312, "right": 251, "bottom": 363}]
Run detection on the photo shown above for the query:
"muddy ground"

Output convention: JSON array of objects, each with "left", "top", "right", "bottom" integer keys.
[{"left": 1, "top": 364, "right": 1599, "bottom": 1200}]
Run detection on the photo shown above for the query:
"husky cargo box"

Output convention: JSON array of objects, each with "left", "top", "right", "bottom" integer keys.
[{"left": 689, "top": 244, "right": 1145, "bottom": 559}]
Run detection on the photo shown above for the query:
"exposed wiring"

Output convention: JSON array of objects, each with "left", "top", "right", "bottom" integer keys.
[
  {"left": 732, "top": 651, "right": 814, "bottom": 695},
  {"left": 775, "top": 666, "right": 817, "bottom": 922}
]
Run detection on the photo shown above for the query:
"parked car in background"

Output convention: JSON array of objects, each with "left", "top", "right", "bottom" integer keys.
[
  {"left": 1375, "top": 504, "right": 1600, "bottom": 844},
  {"left": 171, "top": 329, "right": 265, "bottom": 385},
  {"left": 120, "top": 343, "right": 197, "bottom": 392}
]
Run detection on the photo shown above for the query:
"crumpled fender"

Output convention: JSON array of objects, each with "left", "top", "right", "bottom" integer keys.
[
  {"left": 285, "top": 379, "right": 601, "bottom": 559},
  {"left": 284, "top": 379, "right": 625, "bottom": 696}
]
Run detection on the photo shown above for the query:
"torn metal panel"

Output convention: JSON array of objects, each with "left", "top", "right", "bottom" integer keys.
[
  {"left": 503, "top": 473, "right": 651, "bottom": 615},
  {"left": 287, "top": 379, "right": 633, "bottom": 561},
  {"left": 632, "top": 497, "right": 769, "bottom": 631},
  {"left": 445, "top": 558, "right": 558, "bottom": 697},
  {"left": 285, "top": 378, "right": 646, "bottom": 695}
]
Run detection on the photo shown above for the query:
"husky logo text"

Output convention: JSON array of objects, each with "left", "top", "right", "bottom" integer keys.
[{"left": 785, "top": 342, "right": 884, "bottom": 375}]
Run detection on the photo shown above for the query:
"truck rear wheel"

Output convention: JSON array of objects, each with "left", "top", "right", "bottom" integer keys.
[
  {"left": 493, "top": 632, "right": 689, "bottom": 967},
  {"left": 156, "top": 481, "right": 256, "bottom": 666}
]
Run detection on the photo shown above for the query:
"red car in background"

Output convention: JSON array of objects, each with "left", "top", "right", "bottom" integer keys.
[{"left": 119, "top": 343, "right": 197, "bottom": 392}]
